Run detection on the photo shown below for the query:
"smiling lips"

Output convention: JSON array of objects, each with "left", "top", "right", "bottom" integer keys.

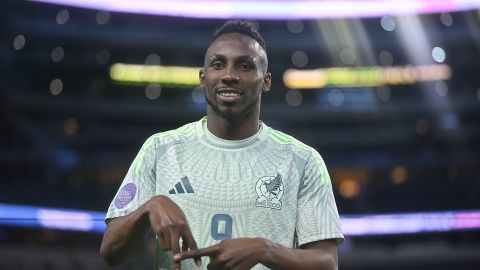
[
  {"left": 219, "top": 92, "right": 241, "bottom": 97},
  {"left": 217, "top": 88, "right": 243, "bottom": 98}
]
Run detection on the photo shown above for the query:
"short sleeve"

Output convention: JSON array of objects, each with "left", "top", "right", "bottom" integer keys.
[
  {"left": 105, "top": 136, "right": 157, "bottom": 223},
  {"left": 296, "top": 149, "right": 344, "bottom": 246}
]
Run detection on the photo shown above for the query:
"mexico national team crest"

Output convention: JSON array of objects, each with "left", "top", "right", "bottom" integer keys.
[{"left": 255, "top": 173, "right": 284, "bottom": 210}]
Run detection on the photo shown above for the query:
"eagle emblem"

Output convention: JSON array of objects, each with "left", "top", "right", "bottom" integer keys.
[{"left": 255, "top": 173, "right": 284, "bottom": 210}]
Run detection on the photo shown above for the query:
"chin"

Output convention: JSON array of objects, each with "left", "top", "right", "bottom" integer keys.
[
  {"left": 207, "top": 97, "right": 257, "bottom": 120},
  {"left": 216, "top": 109, "right": 244, "bottom": 120}
]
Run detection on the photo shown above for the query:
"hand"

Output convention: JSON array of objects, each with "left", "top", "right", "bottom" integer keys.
[
  {"left": 175, "top": 238, "right": 267, "bottom": 270},
  {"left": 146, "top": 195, "right": 201, "bottom": 269}
]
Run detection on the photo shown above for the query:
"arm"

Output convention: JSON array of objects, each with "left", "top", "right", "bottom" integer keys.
[
  {"left": 175, "top": 238, "right": 338, "bottom": 270},
  {"left": 100, "top": 195, "right": 200, "bottom": 268},
  {"left": 99, "top": 201, "right": 151, "bottom": 266},
  {"left": 261, "top": 239, "right": 338, "bottom": 270}
]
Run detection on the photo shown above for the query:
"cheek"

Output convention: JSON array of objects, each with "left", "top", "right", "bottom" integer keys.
[
  {"left": 204, "top": 78, "right": 216, "bottom": 90},
  {"left": 206, "top": 75, "right": 223, "bottom": 88},
  {"left": 250, "top": 77, "right": 265, "bottom": 90}
]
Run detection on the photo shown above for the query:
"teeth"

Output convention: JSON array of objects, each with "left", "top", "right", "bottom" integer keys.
[{"left": 219, "top": 92, "right": 240, "bottom": 97}]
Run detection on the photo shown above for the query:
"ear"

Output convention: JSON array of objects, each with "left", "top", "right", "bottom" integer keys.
[
  {"left": 262, "top": 72, "right": 272, "bottom": 93},
  {"left": 199, "top": 68, "right": 205, "bottom": 85}
]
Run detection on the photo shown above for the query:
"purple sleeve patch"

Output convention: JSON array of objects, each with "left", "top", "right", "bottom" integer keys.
[{"left": 114, "top": 183, "right": 137, "bottom": 209}]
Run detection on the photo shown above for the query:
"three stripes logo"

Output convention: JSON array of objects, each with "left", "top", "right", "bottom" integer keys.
[{"left": 169, "top": 176, "right": 195, "bottom": 194}]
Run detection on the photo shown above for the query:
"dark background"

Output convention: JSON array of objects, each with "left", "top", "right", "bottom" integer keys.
[{"left": 1, "top": 1, "right": 480, "bottom": 269}]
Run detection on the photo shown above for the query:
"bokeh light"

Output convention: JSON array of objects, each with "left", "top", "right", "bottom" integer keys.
[
  {"left": 285, "top": 89, "right": 303, "bottom": 107},
  {"left": 291, "top": 51, "right": 309, "bottom": 68},
  {"left": 49, "top": 78, "right": 63, "bottom": 95},
  {"left": 328, "top": 89, "right": 344, "bottom": 106},
  {"left": 440, "top": 13, "right": 453, "bottom": 27},
  {"left": 416, "top": 118, "right": 430, "bottom": 136},
  {"left": 380, "top": 16, "right": 396, "bottom": 31},
  {"left": 13, "top": 34, "right": 26, "bottom": 50},
  {"left": 96, "top": 11, "right": 110, "bottom": 25},
  {"left": 378, "top": 50, "right": 394, "bottom": 66},
  {"left": 145, "top": 53, "right": 161, "bottom": 65},
  {"left": 432, "top": 47, "right": 446, "bottom": 63},
  {"left": 340, "top": 48, "right": 356, "bottom": 65},
  {"left": 64, "top": 118, "right": 78, "bottom": 136},
  {"left": 56, "top": 9, "right": 70, "bottom": 24},
  {"left": 376, "top": 86, "right": 391, "bottom": 102},
  {"left": 145, "top": 84, "right": 161, "bottom": 100},
  {"left": 390, "top": 166, "right": 408, "bottom": 185},
  {"left": 51, "top": 46, "right": 64, "bottom": 63},
  {"left": 286, "top": 20, "right": 304, "bottom": 33},
  {"left": 96, "top": 49, "right": 111, "bottom": 65},
  {"left": 435, "top": 81, "right": 448, "bottom": 97},
  {"left": 192, "top": 87, "right": 206, "bottom": 104},
  {"left": 339, "top": 179, "right": 360, "bottom": 199}
]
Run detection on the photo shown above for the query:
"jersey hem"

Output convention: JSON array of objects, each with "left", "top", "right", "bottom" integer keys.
[
  {"left": 104, "top": 211, "right": 131, "bottom": 224},
  {"left": 298, "top": 232, "right": 345, "bottom": 246}
]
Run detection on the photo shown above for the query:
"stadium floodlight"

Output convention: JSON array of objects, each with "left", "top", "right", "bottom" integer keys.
[
  {"left": 283, "top": 64, "right": 452, "bottom": 89},
  {"left": 29, "top": 0, "right": 480, "bottom": 19},
  {"left": 109, "top": 63, "right": 452, "bottom": 89},
  {"left": 110, "top": 63, "right": 201, "bottom": 88}
]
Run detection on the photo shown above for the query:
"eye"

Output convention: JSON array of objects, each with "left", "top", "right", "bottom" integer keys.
[
  {"left": 239, "top": 63, "right": 251, "bottom": 71},
  {"left": 211, "top": 61, "right": 224, "bottom": 70}
]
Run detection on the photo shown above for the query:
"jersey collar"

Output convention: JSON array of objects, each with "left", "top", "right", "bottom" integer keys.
[{"left": 196, "top": 116, "right": 269, "bottom": 149}]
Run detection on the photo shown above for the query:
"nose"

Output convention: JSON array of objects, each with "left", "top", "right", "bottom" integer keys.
[{"left": 221, "top": 66, "right": 239, "bottom": 84}]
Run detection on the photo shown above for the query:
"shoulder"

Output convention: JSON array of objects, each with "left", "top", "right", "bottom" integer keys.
[
  {"left": 141, "top": 121, "right": 198, "bottom": 151},
  {"left": 267, "top": 127, "right": 319, "bottom": 160}
]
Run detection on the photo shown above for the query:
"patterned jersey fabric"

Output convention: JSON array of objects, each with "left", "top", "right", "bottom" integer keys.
[{"left": 106, "top": 117, "right": 344, "bottom": 270}]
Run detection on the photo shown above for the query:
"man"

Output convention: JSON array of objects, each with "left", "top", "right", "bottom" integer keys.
[{"left": 100, "top": 20, "right": 344, "bottom": 270}]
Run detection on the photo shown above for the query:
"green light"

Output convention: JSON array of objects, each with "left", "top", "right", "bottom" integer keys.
[
  {"left": 110, "top": 63, "right": 201, "bottom": 88},
  {"left": 283, "top": 64, "right": 452, "bottom": 89}
]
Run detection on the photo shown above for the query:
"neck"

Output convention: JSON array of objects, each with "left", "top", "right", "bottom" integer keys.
[{"left": 206, "top": 108, "right": 260, "bottom": 140}]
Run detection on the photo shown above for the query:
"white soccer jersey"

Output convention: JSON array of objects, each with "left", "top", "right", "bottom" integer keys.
[{"left": 106, "top": 117, "right": 344, "bottom": 270}]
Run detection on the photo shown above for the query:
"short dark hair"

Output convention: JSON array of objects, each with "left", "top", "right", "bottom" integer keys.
[{"left": 211, "top": 20, "right": 267, "bottom": 52}]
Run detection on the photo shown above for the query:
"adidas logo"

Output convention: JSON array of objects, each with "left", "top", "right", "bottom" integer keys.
[{"left": 169, "top": 177, "right": 195, "bottom": 194}]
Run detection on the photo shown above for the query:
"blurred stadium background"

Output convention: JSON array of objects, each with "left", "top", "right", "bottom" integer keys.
[{"left": 1, "top": 0, "right": 480, "bottom": 269}]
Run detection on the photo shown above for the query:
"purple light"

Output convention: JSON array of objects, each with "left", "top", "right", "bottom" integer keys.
[
  {"left": 37, "top": 209, "right": 94, "bottom": 231},
  {"left": 1, "top": 204, "right": 480, "bottom": 236},
  {"left": 453, "top": 212, "right": 480, "bottom": 229},
  {"left": 0, "top": 203, "right": 105, "bottom": 233},
  {"left": 420, "top": 0, "right": 456, "bottom": 13},
  {"left": 29, "top": 0, "right": 480, "bottom": 19},
  {"left": 341, "top": 213, "right": 456, "bottom": 236}
]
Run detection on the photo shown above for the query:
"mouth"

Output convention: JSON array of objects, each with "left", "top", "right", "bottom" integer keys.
[
  {"left": 218, "top": 92, "right": 241, "bottom": 97},
  {"left": 216, "top": 88, "right": 243, "bottom": 98},
  {"left": 217, "top": 87, "right": 243, "bottom": 95}
]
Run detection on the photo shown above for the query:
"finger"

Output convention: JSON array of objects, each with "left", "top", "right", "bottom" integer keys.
[
  {"left": 171, "top": 232, "right": 181, "bottom": 255},
  {"left": 179, "top": 245, "right": 217, "bottom": 260},
  {"left": 171, "top": 232, "right": 182, "bottom": 270},
  {"left": 181, "top": 227, "right": 202, "bottom": 266},
  {"left": 181, "top": 226, "right": 198, "bottom": 250},
  {"left": 162, "top": 231, "right": 172, "bottom": 251},
  {"left": 157, "top": 233, "right": 168, "bottom": 251},
  {"left": 207, "top": 256, "right": 223, "bottom": 270},
  {"left": 173, "top": 250, "right": 199, "bottom": 267},
  {"left": 182, "top": 238, "right": 188, "bottom": 252}
]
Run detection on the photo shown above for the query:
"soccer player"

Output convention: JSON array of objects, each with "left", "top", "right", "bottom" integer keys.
[{"left": 100, "top": 20, "right": 344, "bottom": 270}]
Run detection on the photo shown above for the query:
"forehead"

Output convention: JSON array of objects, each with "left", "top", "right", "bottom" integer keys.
[{"left": 206, "top": 33, "right": 265, "bottom": 60}]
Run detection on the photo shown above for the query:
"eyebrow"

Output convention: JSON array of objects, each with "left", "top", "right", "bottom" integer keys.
[{"left": 209, "top": 54, "right": 258, "bottom": 63}]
